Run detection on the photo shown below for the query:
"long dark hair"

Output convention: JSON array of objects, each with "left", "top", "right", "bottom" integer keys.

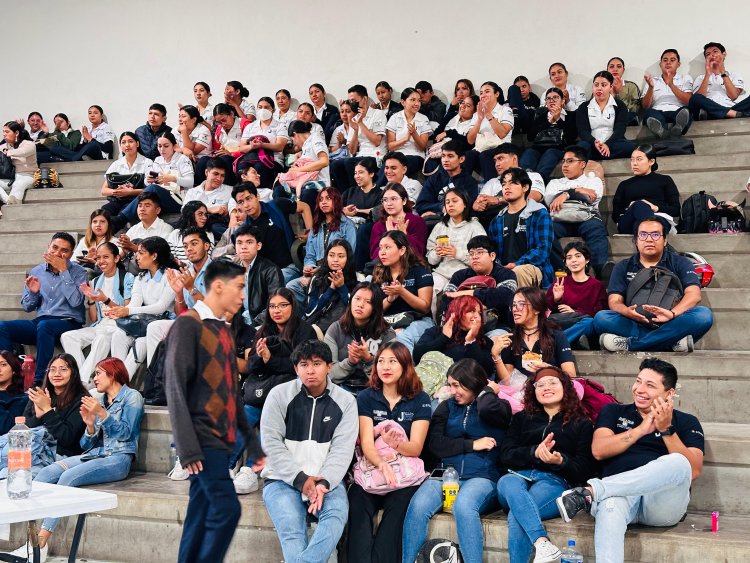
[
  {"left": 84, "top": 208, "right": 114, "bottom": 248},
  {"left": 180, "top": 105, "right": 207, "bottom": 129},
  {"left": 310, "top": 239, "right": 357, "bottom": 296},
  {"left": 42, "top": 353, "right": 89, "bottom": 410},
  {"left": 0, "top": 351, "right": 23, "bottom": 395},
  {"left": 138, "top": 236, "right": 179, "bottom": 275},
  {"left": 339, "top": 282, "right": 388, "bottom": 340},
  {"left": 371, "top": 230, "right": 426, "bottom": 285},
  {"left": 3, "top": 121, "right": 31, "bottom": 147},
  {"left": 441, "top": 188, "right": 471, "bottom": 225},
  {"left": 368, "top": 341, "right": 423, "bottom": 399},
  {"left": 175, "top": 201, "right": 209, "bottom": 234},
  {"left": 522, "top": 366, "right": 587, "bottom": 425},
  {"left": 312, "top": 187, "right": 344, "bottom": 235},
  {"left": 256, "top": 288, "right": 303, "bottom": 347},
  {"left": 446, "top": 358, "right": 487, "bottom": 399},
  {"left": 511, "top": 287, "right": 558, "bottom": 362}
]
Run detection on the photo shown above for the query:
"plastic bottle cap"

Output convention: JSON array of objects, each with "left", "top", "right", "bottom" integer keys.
[
  {"left": 568, "top": 539, "right": 575, "bottom": 546},
  {"left": 15, "top": 416, "right": 25, "bottom": 424}
]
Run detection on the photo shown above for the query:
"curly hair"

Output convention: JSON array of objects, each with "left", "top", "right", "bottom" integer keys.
[
  {"left": 444, "top": 295, "right": 486, "bottom": 346},
  {"left": 522, "top": 366, "right": 587, "bottom": 426},
  {"left": 368, "top": 341, "right": 423, "bottom": 399}
]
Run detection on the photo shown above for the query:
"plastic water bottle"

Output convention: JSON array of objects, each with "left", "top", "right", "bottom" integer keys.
[
  {"left": 169, "top": 442, "right": 178, "bottom": 468},
  {"left": 20, "top": 355, "right": 36, "bottom": 392},
  {"left": 442, "top": 466, "right": 459, "bottom": 513},
  {"left": 6, "top": 417, "right": 32, "bottom": 500},
  {"left": 560, "top": 539, "right": 583, "bottom": 563}
]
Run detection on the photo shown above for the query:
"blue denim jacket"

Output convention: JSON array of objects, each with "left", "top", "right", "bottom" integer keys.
[{"left": 80, "top": 385, "right": 145, "bottom": 457}]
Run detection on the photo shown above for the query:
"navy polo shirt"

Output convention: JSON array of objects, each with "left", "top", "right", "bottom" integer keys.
[
  {"left": 356, "top": 388, "right": 432, "bottom": 438},
  {"left": 500, "top": 329, "right": 575, "bottom": 377},
  {"left": 596, "top": 402, "right": 704, "bottom": 477},
  {"left": 607, "top": 251, "right": 700, "bottom": 297}
]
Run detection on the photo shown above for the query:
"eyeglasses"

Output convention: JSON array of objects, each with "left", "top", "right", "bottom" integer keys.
[
  {"left": 382, "top": 196, "right": 402, "bottom": 204},
  {"left": 468, "top": 249, "right": 489, "bottom": 258},
  {"left": 511, "top": 301, "right": 528, "bottom": 310},
  {"left": 47, "top": 367, "right": 71, "bottom": 374},
  {"left": 268, "top": 302, "right": 292, "bottom": 311},
  {"left": 534, "top": 378, "right": 562, "bottom": 389},
  {"left": 561, "top": 158, "right": 584, "bottom": 165},
  {"left": 637, "top": 231, "right": 663, "bottom": 241},
  {"left": 545, "top": 96, "right": 562, "bottom": 102}
]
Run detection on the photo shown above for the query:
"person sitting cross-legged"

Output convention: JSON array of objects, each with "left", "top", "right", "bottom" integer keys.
[
  {"left": 594, "top": 216, "right": 714, "bottom": 353},
  {"left": 556, "top": 358, "right": 704, "bottom": 563}
]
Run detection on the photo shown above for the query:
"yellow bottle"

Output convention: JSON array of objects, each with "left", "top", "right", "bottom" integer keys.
[{"left": 442, "top": 466, "right": 459, "bottom": 513}]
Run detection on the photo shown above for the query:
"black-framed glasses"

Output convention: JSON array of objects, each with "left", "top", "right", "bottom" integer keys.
[
  {"left": 637, "top": 231, "right": 663, "bottom": 241},
  {"left": 561, "top": 158, "right": 584, "bottom": 165}
]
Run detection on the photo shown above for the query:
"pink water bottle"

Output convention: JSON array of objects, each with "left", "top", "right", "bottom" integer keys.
[{"left": 21, "top": 355, "right": 36, "bottom": 391}]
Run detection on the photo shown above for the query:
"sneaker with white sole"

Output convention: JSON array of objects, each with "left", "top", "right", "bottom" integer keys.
[
  {"left": 672, "top": 335, "right": 694, "bottom": 353},
  {"left": 167, "top": 459, "right": 189, "bottom": 481},
  {"left": 556, "top": 487, "right": 593, "bottom": 523},
  {"left": 533, "top": 539, "right": 561, "bottom": 562},
  {"left": 233, "top": 466, "right": 259, "bottom": 494},
  {"left": 7, "top": 195, "right": 20, "bottom": 205},
  {"left": 5, "top": 542, "right": 48, "bottom": 563},
  {"left": 599, "top": 333, "right": 630, "bottom": 352}
]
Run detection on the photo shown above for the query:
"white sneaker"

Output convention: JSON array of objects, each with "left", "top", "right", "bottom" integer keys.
[
  {"left": 167, "top": 459, "right": 189, "bottom": 481},
  {"left": 672, "top": 335, "right": 694, "bottom": 353},
  {"left": 6, "top": 542, "right": 48, "bottom": 562},
  {"left": 533, "top": 539, "right": 561, "bottom": 562},
  {"left": 233, "top": 466, "right": 259, "bottom": 494},
  {"left": 7, "top": 195, "right": 20, "bottom": 205},
  {"left": 599, "top": 333, "right": 630, "bottom": 352}
]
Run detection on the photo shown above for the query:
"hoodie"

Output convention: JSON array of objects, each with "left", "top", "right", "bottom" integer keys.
[{"left": 426, "top": 217, "right": 487, "bottom": 280}]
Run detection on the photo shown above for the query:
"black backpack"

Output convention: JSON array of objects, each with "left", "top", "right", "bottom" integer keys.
[
  {"left": 143, "top": 340, "right": 168, "bottom": 406},
  {"left": 0, "top": 152, "right": 15, "bottom": 180},
  {"left": 679, "top": 191, "right": 718, "bottom": 233},
  {"left": 625, "top": 266, "right": 684, "bottom": 329},
  {"left": 709, "top": 200, "right": 746, "bottom": 234}
]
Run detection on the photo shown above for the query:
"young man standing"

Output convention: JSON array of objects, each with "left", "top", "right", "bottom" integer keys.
[
  {"left": 382, "top": 151, "right": 423, "bottom": 202},
  {"left": 488, "top": 168, "right": 554, "bottom": 287},
  {"left": 594, "top": 216, "right": 714, "bottom": 352},
  {"left": 557, "top": 358, "right": 704, "bottom": 563},
  {"left": 690, "top": 42, "right": 750, "bottom": 120},
  {"left": 165, "top": 259, "right": 264, "bottom": 563},
  {"left": 0, "top": 233, "right": 87, "bottom": 384},
  {"left": 233, "top": 224, "right": 283, "bottom": 325},
  {"left": 415, "top": 140, "right": 479, "bottom": 217},
  {"left": 135, "top": 103, "right": 171, "bottom": 160},
  {"left": 261, "top": 340, "right": 357, "bottom": 563},
  {"left": 118, "top": 192, "right": 174, "bottom": 254}
]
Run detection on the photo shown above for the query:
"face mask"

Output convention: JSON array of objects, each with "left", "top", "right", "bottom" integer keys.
[{"left": 256, "top": 108, "right": 272, "bottom": 121}]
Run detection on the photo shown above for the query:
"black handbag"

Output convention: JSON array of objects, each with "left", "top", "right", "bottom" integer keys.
[
  {"left": 0, "top": 152, "right": 15, "bottom": 180},
  {"left": 652, "top": 139, "right": 695, "bottom": 157},
  {"left": 106, "top": 172, "right": 145, "bottom": 190},
  {"left": 532, "top": 127, "right": 564, "bottom": 149},
  {"left": 115, "top": 312, "right": 170, "bottom": 338}
]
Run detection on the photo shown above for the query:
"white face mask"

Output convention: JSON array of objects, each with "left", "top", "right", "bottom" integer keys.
[{"left": 256, "top": 108, "right": 273, "bottom": 121}]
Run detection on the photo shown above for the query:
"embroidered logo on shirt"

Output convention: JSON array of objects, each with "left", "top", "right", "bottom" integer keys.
[{"left": 616, "top": 416, "right": 635, "bottom": 430}]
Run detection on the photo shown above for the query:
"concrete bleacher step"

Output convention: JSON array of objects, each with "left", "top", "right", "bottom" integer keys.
[
  {"left": 1, "top": 472, "right": 745, "bottom": 563},
  {"left": 1, "top": 201, "right": 95, "bottom": 221},
  {"left": 626, "top": 117, "right": 750, "bottom": 140},
  {"left": 601, "top": 152, "right": 750, "bottom": 178},
  {"left": 25, "top": 186, "right": 103, "bottom": 202},
  {"left": 0, "top": 216, "right": 91, "bottom": 234},
  {"left": 45, "top": 161, "right": 111, "bottom": 174}
]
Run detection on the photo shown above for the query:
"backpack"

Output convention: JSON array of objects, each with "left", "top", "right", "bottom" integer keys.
[
  {"left": 142, "top": 340, "right": 168, "bottom": 406},
  {"left": 0, "top": 152, "right": 15, "bottom": 180},
  {"left": 679, "top": 191, "right": 717, "bottom": 233},
  {"left": 232, "top": 135, "right": 276, "bottom": 173},
  {"left": 415, "top": 351, "right": 454, "bottom": 397},
  {"left": 352, "top": 419, "right": 428, "bottom": 495},
  {"left": 574, "top": 378, "right": 620, "bottom": 423},
  {"left": 625, "top": 266, "right": 684, "bottom": 329},
  {"left": 708, "top": 200, "right": 745, "bottom": 234},
  {"left": 33, "top": 167, "right": 61, "bottom": 189}
]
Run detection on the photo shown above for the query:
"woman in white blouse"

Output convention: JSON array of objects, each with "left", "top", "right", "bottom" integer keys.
[
  {"left": 467, "top": 81, "right": 514, "bottom": 180},
  {"left": 385, "top": 88, "right": 433, "bottom": 177},
  {"left": 107, "top": 236, "right": 178, "bottom": 377},
  {"left": 274, "top": 88, "right": 295, "bottom": 128},
  {"left": 100, "top": 132, "right": 154, "bottom": 221},
  {"left": 547, "top": 63, "right": 587, "bottom": 112},
  {"left": 175, "top": 105, "right": 212, "bottom": 161},
  {"left": 238, "top": 96, "right": 288, "bottom": 188},
  {"left": 0, "top": 121, "right": 36, "bottom": 205}
]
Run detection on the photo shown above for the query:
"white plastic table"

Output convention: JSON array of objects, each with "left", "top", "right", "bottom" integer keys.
[{"left": 0, "top": 482, "right": 117, "bottom": 563}]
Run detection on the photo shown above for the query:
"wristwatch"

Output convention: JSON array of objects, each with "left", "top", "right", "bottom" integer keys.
[
  {"left": 659, "top": 425, "right": 676, "bottom": 436},
  {"left": 720, "top": 72, "right": 729, "bottom": 78}
]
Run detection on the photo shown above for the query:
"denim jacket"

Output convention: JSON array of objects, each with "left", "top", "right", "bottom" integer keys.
[
  {"left": 91, "top": 269, "right": 134, "bottom": 327},
  {"left": 303, "top": 217, "right": 357, "bottom": 268},
  {"left": 80, "top": 385, "right": 145, "bottom": 457}
]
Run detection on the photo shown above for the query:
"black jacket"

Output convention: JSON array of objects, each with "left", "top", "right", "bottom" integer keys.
[
  {"left": 246, "top": 256, "right": 283, "bottom": 324},
  {"left": 500, "top": 410, "right": 597, "bottom": 485},
  {"left": 248, "top": 321, "right": 317, "bottom": 380},
  {"left": 318, "top": 103, "right": 340, "bottom": 144},
  {"left": 442, "top": 263, "right": 518, "bottom": 331},
  {"left": 576, "top": 97, "right": 630, "bottom": 145},
  {"left": 527, "top": 107, "right": 578, "bottom": 150},
  {"left": 24, "top": 394, "right": 87, "bottom": 457}
]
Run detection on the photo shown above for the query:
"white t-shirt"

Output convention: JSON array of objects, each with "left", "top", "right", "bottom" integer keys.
[
  {"left": 177, "top": 123, "right": 212, "bottom": 157},
  {"left": 481, "top": 171, "right": 545, "bottom": 199},
  {"left": 97, "top": 275, "right": 117, "bottom": 327},
  {"left": 72, "top": 236, "right": 119, "bottom": 260},
  {"left": 468, "top": 103, "right": 514, "bottom": 145},
  {"left": 330, "top": 124, "right": 350, "bottom": 150},
  {"left": 183, "top": 183, "right": 234, "bottom": 209},
  {"left": 693, "top": 72, "right": 746, "bottom": 107},
  {"left": 105, "top": 153, "right": 153, "bottom": 176},
  {"left": 544, "top": 173, "right": 604, "bottom": 210},
  {"left": 148, "top": 152, "right": 195, "bottom": 189},
  {"left": 301, "top": 134, "right": 330, "bottom": 185},
  {"left": 386, "top": 111, "right": 433, "bottom": 157},
  {"left": 546, "top": 84, "right": 587, "bottom": 112},
  {"left": 241, "top": 119, "right": 288, "bottom": 165},
  {"left": 643, "top": 74, "right": 694, "bottom": 112},
  {"left": 349, "top": 108, "right": 387, "bottom": 158},
  {"left": 585, "top": 95, "right": 618, "bottom": 143}
]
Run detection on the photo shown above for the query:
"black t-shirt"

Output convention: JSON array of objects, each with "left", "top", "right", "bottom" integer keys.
[
  {"left": 357, "top": 388, "right": 432, "bottom": 438},
  {"left": 247, "top": 205, "right": 294, "bottom": 269},
  {"left": 381, "top": 265, "right": 434, "bottom": 317},
  {"left": 343, "top": 185, "right": 383, "bottom": 220},
  {"left": 500, "top": 329, "right": 574, "bottom": 377},
  {"left": 596, "top": 403, "right": 704, "bottom": 477},
  {"left": 501, "top": 210, "right": 528, "bottom": 265}
]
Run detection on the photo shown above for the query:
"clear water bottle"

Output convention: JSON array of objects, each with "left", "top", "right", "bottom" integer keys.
[
  {"left": 442, "top": 466, "right": 460, "bottom": 513},
  {"left": 6, "top": 417, "right": 32, "bottom": 500},
  {"left": 560, "top": 539, "right": 583, "bottom": 563},
  {"left": 169, "top": 442, "right": 178, "bottom": 469}
]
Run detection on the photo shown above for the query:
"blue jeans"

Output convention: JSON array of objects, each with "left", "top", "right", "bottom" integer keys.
[
  {"left": 286, "top": 275, "right": 309, "bottom": 306},
  {"left": 178, "top": 448, "right": 241, "bottom": 563},
  {"left": 552, "top": 216, "right": 610, "bottom": 271},
  {"left": 689, "top": 93, "right": 750, "bottom": 120},
  {"left": 519, "top": 148, "right": 564, "bottom": 183},
  {"left": 497, "top": 470, "right": 569, "bottom": 563},
  {"left": 45, "top": 140, "right": 112, "bottom": 162},
  {"left": 229, "top": 404, "right": 262, "bottom": 469},
  {"left": 263, "top": 479, "right": 348, "bottom": 563},
  {"left": 402, "top": 477, "right": 499, "bottom": 563},
  {"left": 643, "top": 108, "right": 693, "bottom": 134},
  {"left": 0, "top": 317, "right": 82, "bottom": 384},
  {"left": 576, "top": 138, "right": 636, "bottom": 161},
  {"left": 593, "top": 306, "right": 714, "bottom": 351},
  {"left": 34, "top": 452, "right": 133, "bottom": 532},
  {"left": 395, "top": 317, "right": 435, "bottom": 354},
  {"left": 588, "top": 453, "right": 692, "bottom": 563},
  {"left": 117, "top": 184, "right": 183, "bottom": 226},
  {"left": 616, "top": 200, "right": 660, "bottom": 235},
  {"left": 564, "top": 317, "right": 596, "bottom": 347}
]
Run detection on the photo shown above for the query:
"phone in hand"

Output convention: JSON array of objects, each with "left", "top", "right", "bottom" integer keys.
[{"left": 149, "top": 171, "right": 159, "bottom": 178}]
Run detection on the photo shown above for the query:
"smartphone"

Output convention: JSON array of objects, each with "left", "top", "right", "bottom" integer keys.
[
  {"left": 507, "top": 469, "right": 534, "bottom": 482},
  {"left": 149, "top": 171, "right": 159, "bottom": 178},
  {"left": 429, "top": 467, "right": 446, "bottom": 480},
  {"left": 81, "top": 250, "right": 88, "bottom": 256}
]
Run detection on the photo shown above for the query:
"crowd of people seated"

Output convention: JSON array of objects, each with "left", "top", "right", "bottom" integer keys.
[{"left": 0, "top": 40, "right": 745, "bottom": 563}]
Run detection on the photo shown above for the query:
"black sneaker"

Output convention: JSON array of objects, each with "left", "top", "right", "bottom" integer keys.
[{"left": 557, "top": 487, "right": 592, "bottom": 522}]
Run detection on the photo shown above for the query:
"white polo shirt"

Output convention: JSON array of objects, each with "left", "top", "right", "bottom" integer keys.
[
  {"left": 386, "top": 111, "right": 433, "bottom": 157},
  {"left": 586, "top": 95, "right": 618, "bottom": 143},
  {"left": 444, "top": 115, "right": 474, "bottom": 136},
  {"left": 480, "top": 171, "right": 545, "bottom": 199},
  {"left": 275, "top": 110, "right": 295, "bottom": 129},
  {"left": 183, "top": 183, "right": 234, "bottom": 209},
  {"left": 643, "top": 74, "right": 693, "bottom": 111},
  {"left": 693, "top": 72, "right": 745, "bottom": 107},
  {"left": 301, "top": 134, "right": 330, "bottom": 185},
  {"left": 241, "top": 118, "right": 288, "bottom": 165},
  {"left": 468, "top": 103, "right": 514, "bottom": 143},
  {"left": 126, "top": 217, "right": 174, "bottom": 241},
  {"left": 544, "top": 173, "right": 604, "bottom": 210},
  {"left": 401, "top": 177, "right": 423, "bottom": 203},
  {"left": 348, "top": 108, "right": 387, "bottom": 158},
  {"left": 149, "top": 152, "right": 195, "bottom": 190},
  {"left": 217, "top": 119, "right": 243, "bottom": 148},
  {"left": 200, "top": 104, "right": 214, "bottom": 123},
  {"left": 177, "top": 123, "right": 212, "bottom": 157},
  {"left": 104, "top": 153, "right": 153, "bottom": 176},
  {"left": 84, "top": 122, "right": 115, "bottom": 157},
  {"left": 546, "top": 84, "right": 587, "bottom": 112}
]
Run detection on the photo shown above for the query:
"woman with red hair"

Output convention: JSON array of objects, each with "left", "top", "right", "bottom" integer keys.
[
  {"left": 497, "top": 367, "right": 596, "bottom": 563},
  {"left": 12, "top": 357, "right": 146, "bottom": 559},
  {"left": 413, "top": 295, "right": 495, "bottom": 374},
  {"left": 347, "top": 341, "right": 431, "bottom": 563}
]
